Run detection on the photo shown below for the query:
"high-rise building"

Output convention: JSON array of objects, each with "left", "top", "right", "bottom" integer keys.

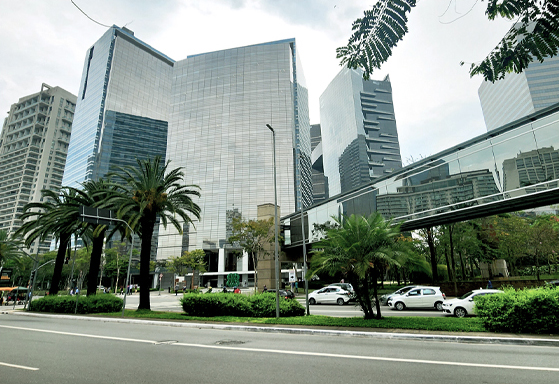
[
  {"left": 319, "top": 67, "right": 402, "bottom": 196},
  {"left": 478, "top": 56, "right": 559, "bottom": 131},
  {"left": 62, "top": 26, "right": 173, "bottom": 189},
  {"left": 157, "top": 39, "right": 312, "bottom": 288},
  {"left": 310, "top": 124, "right": 328, "bottom": 203},
  {"left": 0, "top": 83, "right": 76, "bottom": 254}
]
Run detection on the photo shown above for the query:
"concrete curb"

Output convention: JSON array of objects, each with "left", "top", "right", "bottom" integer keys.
[{"left": 7, "top": 311, "right": 559, "bottom": 347}]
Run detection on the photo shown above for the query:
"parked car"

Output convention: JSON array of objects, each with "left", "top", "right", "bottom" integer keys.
[
  {"left": 546, "top": 280, "right": 559, "bottom": 287},
  {"left": 266, "top": 289, "right": 295, "bottom": 299},
  {"left": 387, "top": 286, "right": 445, "bottom": 311},
  {"left": 442, "top": 289, "right": 503, "bottom": 317},
  {"left": 378, "top": 285, "right": 417, "bottom": 306},
  {"left": 308, "top": 286, "right": 351, "bottom": 305}
]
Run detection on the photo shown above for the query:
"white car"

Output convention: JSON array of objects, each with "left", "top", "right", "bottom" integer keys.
[
  {"left": 388, "top": 286, "right": 445, "bottom": 311},
  {"left": 442, "top": 289, "right": 503, "bottom": 318},
  {"left": 308, "top": 286, "right": 351, "bottom": 305}
]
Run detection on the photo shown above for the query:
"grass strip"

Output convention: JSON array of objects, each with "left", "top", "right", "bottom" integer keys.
[{"left": 95, "top": 310, "right": 487, "bottom": 333}]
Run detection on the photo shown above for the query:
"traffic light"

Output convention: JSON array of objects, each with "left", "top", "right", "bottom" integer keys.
[{"left": 29, "top": 270, "right": 36, "bottom": 285}]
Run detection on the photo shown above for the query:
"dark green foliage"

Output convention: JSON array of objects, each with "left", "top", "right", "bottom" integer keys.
[
  {"left": 30, "top": 294, "right": 123, "bottom": 314},
  {"left": 180, "top": 293, "right": 305, "bottom": 317},
  {"left": 475, "top": 287, "right": 559, "bottom": 334}
]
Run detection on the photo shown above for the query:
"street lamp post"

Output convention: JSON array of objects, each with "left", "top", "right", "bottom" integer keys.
[
  {"left": 266, "top": 124, "right": 280, "bottom": 318},
  {"left": 78, "top": 206, "right": 135, "bottom": 317}
]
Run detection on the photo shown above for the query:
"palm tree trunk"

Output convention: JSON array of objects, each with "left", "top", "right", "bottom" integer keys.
[
  {"left": 138, "top": 218, "right": 155, "bottom": 310},
  {"left": 372, "top": 270, "right": 382, "bottom": 319},
  {"left": 87, "top": 230, "right": 105, "bottom": 296},
  {"left": 50, "top": 233, "right": 71, "bottom": 295}
]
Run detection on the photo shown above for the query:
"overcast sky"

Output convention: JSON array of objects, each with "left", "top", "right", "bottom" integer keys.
[{"left": 0, "top": 0, "right": 514, "bottom": 163}]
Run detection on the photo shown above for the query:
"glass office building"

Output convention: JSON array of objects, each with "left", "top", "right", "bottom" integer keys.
[
  {"left": 479, "top": 56, "right": 559, "bottom": 131},
  {"left": 320, "top": 67, "right": 402, "bottom": 196},
  {"left": 158, "top": 39, "right": 311, "bottom": 287},
  {"left": 62, "top": 26, "right": 173, "bottom": 188}
]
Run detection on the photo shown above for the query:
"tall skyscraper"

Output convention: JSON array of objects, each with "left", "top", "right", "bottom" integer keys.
[
  {"left": 157, "top": 39, "right": 311, "bottom": 288},
  {"left": 62, "top": 26, "right": 173, "bottom": 189},
  {"left": 479, "top": 56, "right": 559, "bottom": 131},
  {"left": 319, "top": 67, "right": 402, "bottom": 196},
  {"left": 0, "top": 84, "right": 76, "bottom": 254},
  {"left": 310, "top": 124, "right": 328, "bottom": 203}
]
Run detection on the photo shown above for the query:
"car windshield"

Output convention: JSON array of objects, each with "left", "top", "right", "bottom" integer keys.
[
  {"left": 458, "top": 291, "right": 475, "bottom": 300},
  {"left": 395, "top": 287, "right": 413, "bottom": 295}
]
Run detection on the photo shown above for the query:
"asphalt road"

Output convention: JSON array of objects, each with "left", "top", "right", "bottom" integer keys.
[
  {"left": 1, "top": 314, "right": 558, "bottom": 384},
  {"left": 121, "top": 292, "right": 446, "bottom": 317}
]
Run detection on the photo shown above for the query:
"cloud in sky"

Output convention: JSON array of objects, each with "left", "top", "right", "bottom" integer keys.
[{"left": 0, "top": 0, "right": 513, "bottom": 162}]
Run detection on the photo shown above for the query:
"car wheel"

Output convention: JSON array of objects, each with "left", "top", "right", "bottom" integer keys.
[
  {"left": 454, "top": 307, "right": 467, "bottom": 318},
  {"left": 309, "top": 298, "right": 316, "bottom": 305},
  {"left": 395, "top": 302, "right": 405, "bottom": 311},
  {"left": 435, "top": 301, "right": 443, "bottom": 311},
  {"left": 337, "top": 298, "right": 344, "bottom": 306}
]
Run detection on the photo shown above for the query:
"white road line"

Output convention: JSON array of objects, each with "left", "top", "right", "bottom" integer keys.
[
  {"left": 2, "top": 324, "right": 558, "bottom": 372},
  {"left": 0, "top": 362, "right": 39, "bottom": 371}
]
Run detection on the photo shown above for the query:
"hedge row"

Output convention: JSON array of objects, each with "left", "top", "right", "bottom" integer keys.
[
  {"left": 180, "top": 292, "right": 305, "bottom": 317},
  {"left": 475, "top": 287, "right": 559, "bottom": 334},
  {"left": 30, "top": 294, "right": 123, "bottom": 314}
]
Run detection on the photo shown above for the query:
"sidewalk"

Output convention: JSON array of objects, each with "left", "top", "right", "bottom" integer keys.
[{"left": 4, "top": 309, "right": 559, "bottom": 347}]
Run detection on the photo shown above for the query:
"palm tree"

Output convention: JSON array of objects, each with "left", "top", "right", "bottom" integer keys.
[
  {"left": 0, "top": 230, "right": 26, "bottom": 269},
  {"left": 107, "top": 156, "right": 201, "bottom": 310},
  {"left": 308, "top": 213, "right": 414, "bottom": 319},
  {"left": 15, "top": 188, "right": 85, "bottom": 295},
  {"left": 67, "top": 179, "right": 118, "bottom": 296}
]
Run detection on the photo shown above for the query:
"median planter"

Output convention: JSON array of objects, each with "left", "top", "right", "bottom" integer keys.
[
  {"left": 180, "top": 292, "right": 304, "bottom": 317},
  {"left": 30, "top": 294, "right": 123, "bottom": 314}
]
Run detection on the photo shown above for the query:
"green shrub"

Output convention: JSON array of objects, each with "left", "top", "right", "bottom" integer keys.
[
  {"left": 475, "top": 287, "right": 559, "bottom": 334},
  {"left": 180, "top": 293, "right": 304, "bottom": 317},
  {"left": 30, "top": 294, "right": 123, "bottom": 314}
]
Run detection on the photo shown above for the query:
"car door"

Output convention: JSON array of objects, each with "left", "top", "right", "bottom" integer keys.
[
  {"left": 315, "top": 288, "right": 328, "bottom": 303},
  {"left": 325, "top": 287, "right": 339, "bottom": 304},
  {"left": 405, "top": 288, "right": 422, "bottom": 307},
  {"left": 421, "top": 288, "right": 437, "bottom": 308}
]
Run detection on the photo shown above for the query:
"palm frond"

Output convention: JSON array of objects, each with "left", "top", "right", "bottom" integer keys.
[
  {"left": 468, "top": 0, "right": 559, "bottom": 81},
  {"left": 336, "top": 0, "right": 416, "bottom": 79}
]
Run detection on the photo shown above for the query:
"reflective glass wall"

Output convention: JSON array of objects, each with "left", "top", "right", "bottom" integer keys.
[
  {"left": 319, "top": 67, "right": 402, "bottom": 197},
  {"left": 158, "top": 39, "right": 311, "bottom": 259},
  {"left": 285, "top": 104, "right": 559, "bottom": 247},
  {"left": 62, "top": 26, "right": 173, "bottom": 188}
]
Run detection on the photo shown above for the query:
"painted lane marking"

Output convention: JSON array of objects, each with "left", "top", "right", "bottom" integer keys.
[
  {"left": 0, "top": 361, "right": 39, "bottom": 371},
  {"left": 1, "top": 324, "right": 558, "bottom": 372}
]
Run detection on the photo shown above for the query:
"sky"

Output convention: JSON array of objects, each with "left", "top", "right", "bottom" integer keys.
[{"left": 0, "top": 0, "right": 514, "bottom": 163}]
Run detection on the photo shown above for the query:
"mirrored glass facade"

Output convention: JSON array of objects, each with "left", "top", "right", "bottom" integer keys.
[
  {"left": 62, "top": 26, "right": 173, "bottom": 188},
  {"left": 479, "top": 56, "right": 559, "bottom": 131},
  {"left": 320, "top": 68, "right": 402, "bottom": 197},
  {"left": 284, "top": 104, "right": 559, "bottom": 249},
  {"left": 157, "top": 39, "right": 311, "bottom": 260}
]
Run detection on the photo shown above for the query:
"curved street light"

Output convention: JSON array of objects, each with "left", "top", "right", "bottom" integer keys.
[{"left": 266, "top": 124, "right": 280, "bottom": 318}]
